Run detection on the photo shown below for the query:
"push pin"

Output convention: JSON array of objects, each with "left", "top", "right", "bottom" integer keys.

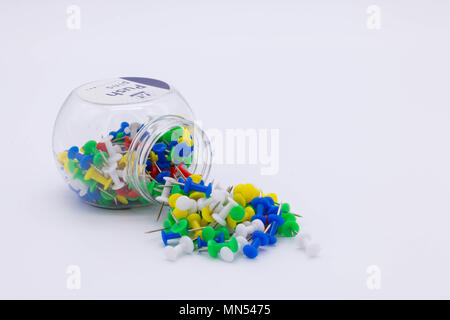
[
  {"left": 155, "top": 178, "right": 174, "bottom": 220},
  {"left": 175, "top": 196, "right": 198, "bottom": 212},
  {"left": 170, "top": 176, "right": 212, "bottom": 197},
  {"left": 164, "top": 236, "right": 194, "bottom": 261},
  {"left": 296, "top": 233, "right": 321, "bottom": 258},
  {"left": 234, "top": 219, "right": 265, "bottom": 239},
  {"left": 212, "top": 197, "right": 241, "bottom": 225},
  {"left": 243, "top": 231, "right": 269, "bottom": 259},
  {"left": 84, "top": 167, "right": 113, "bottom": 190}
]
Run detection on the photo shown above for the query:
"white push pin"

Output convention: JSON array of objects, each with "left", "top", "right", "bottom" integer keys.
[
  {"left": 235, "top": 235, "right": 249, "bottom": 253},
  {"left": 126, "top": 122, "right": 141, "bottom": 139},
  {"left": 102, "top": 163, "right": 125, "bottom": 190},
  {"left": 155, "top": 179, "right": 174, "bottom": 220},
  {"left": 103, "top": 137, "right": 123, "bottom": 162},
  {"left": 218, "top": 247, "right": 235, "bottom": 262},
  {"left": 155, "top": 179, "right": 173, "bottom": 204},
  {"left": 234, "top": 219, "right": 265, "bottom": 238},
  {"left": 176, "top": 196, "right": 198, "bottom": 212},
  {"left": 209, "top": 189, "right": 231, "bottom": 213},
  {"left": 212, "top": 197, "right": 238, "bottom": 225},
  {"left": 296, "top": 233, "right": 321, "bottom": 258},
  {"left": 197, "top": 197, "right": 214, "bottom": 211},
  {"left": 164, "top": 236, "right": 194, "bottom": 261},
  {"left": 62, "top": 170, "right": 89, "bottom": 197}
]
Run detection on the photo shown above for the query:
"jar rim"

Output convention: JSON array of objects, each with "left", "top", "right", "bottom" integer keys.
[{"left": 125, "top": 114, "right": 212, "bottom": 203}]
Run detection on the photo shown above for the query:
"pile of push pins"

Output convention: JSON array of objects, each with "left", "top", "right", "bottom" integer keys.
[
  {"left": 147, "top": 181, "right": 320, "bottom": 261},
  {"left": 56, "top": 121, "right": 320, "bottom": 261},
  {"left": 56, "top": 121, "right": 196, "bottom": 207}
]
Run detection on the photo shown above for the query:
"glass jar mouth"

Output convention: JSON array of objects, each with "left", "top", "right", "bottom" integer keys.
[{"left": 125, "top": 114, "right": 212, "bottom": 203}]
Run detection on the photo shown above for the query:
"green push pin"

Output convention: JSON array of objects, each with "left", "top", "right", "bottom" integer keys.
[
  {"left": 280, "top": 203, "right": 290, "bottom": 213},
  {"left": 85, "top": 179, "right": 98, "bottom": 193},
  {"left": 170, "top": 184, "right": 186, "bottom": 195},
  {"left": 201, "top": 226, "right": 216, "bottom": 241},
  {"left": 138, "top": 197, "right": 149, "bottom": 204},
  {"left": 277, "top": 220, "right": 299, "bottom": 237},
  {"left": 97, "top": 198, "right": 113, "bottom": 206},
  {"left": 72, "top": 165, "right": 88, "bottom": 183},
  {"left": 184, "top": 154, "right": 193, "bottom": 166},
  {"left": 207, "top": 237, "right": 239, "bottom": 258},
  {"left": 161, "top": 127, "right": 183, "bottom": 144},
  {"left": 281, "top": 213, "right": 296, "bottom": 222},
  {"left": 67, "top": 159, "right": 78, "bottom": 173},
  {"left": 215, "top": 226, "right": 230, "bottom": 240},
  {"left": 229, "top": 205, "right": 245, "bottom": 221},
  {"left": 93, "top": 151, "right": 108, "bottom": 167},
  {"left": 99, "top": 189, "right": 115, "bottom": 201},
  {"left": 163, "top": 219, "right": 173, "bottom": 229},
  {"left": 114, "top": 132, "right": 125, "bottom": 141},
  {"left": 82, "top": 140, "right": 98, "bottom": 155},
  {"left": 167, "top": 210, "right": 177, "bottom": 225},
  {"left": 170, "top": 218, "right": 189, "bottom": 236},
  {"left": 146, "top": 181, "right": 162, "bottom": 196}
]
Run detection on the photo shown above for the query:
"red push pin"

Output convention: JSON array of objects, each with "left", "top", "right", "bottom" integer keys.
[
  {"left": 124, "top": 136, "right": 132, "bottom": 150},
  {"left": 96, "top": 142, "right": 107, "bottom": 153},
  {"left": 176, "top": 163, "right": 192, "bottom": 179}
]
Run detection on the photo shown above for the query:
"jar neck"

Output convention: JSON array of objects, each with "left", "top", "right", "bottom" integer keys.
[{"left": 125, "top": 115, "right": 212, "bottom": 202}]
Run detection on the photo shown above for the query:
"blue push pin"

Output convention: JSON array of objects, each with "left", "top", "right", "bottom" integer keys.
[
  {"left": 214, "top": 232, "right": 225, "bottom": 243},
  {"left": 152, "top": 142, "right": 167, "bottom": 157},
  {"left": 146, "top": 160, "right": 152, "bottom": 171},
  {"left": 243, "top": 231, "right": 269, "bottom": 259},
  {"left": 67, "top": 146, "right": 84, "bottom": 161},
  {"left": 109, "top": 122, "right": 130, "bottom": 139},
  {"left": 250, "top": 197, "right": 274, "bottom": 224},
  {"left": 266, "top": 214, "right": 285, "bottom": 245},
  {"left": 68, "top": 146, "right": 94, "bottom": 169},
  {"left": 182, "top": 176, "right": 212, "bottom": 197},
  {"left": 87, "top": 189, "right": 101, "bottom": 201},
  {"left": 80, "top": 155, "right": 94, "bottom": 170},
  {"left": 155, "top": 171, "right": 171, "bottom": 184},
  {"left": 156, "top": 158, "right": 171, "bottom": 170},
  {"left": 161, "top": 230, "right": 181, "bottom": 246},
  {"left": 196, "top": 236, "right": 208, "bottom": 249},
  {"left": 168, "top": 140, "right": 178, "bottom": 149}
]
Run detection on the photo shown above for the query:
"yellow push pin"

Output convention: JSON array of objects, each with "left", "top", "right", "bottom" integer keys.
[
  {"left": 116, "top": 195, "right": 129, "bottom": 204},
  {"left": 189, "top": 174, "right": 203, "bottom": 184},
  {"left": 201, "top": 206, "right": 215, "bottom": 223},
  {"left": 263, "top": 192, "right": 278, "bottom": 203},
  {"left": 233, "top": 192, "right": 246, "bottom": 207},
  {"left": 168, "top": 193, "right": 182, "bottom": 208},
  {"left": 84, "top": 167, "right": 113, "bottom": 190},
  {"left": 173, "top": 208, "right": 188, "bottom": 220},
  {"left": 149, "top": 151, "right": 158, "bottom": 163},
  {"left": 57, "top": 151, "right": 70, "bottom": 172},
  {"left": 189, "top": 191, "right": 205, "bottom": 200},
  {"left": 187, "top": 213, "right": 203, "bottom": 238}
]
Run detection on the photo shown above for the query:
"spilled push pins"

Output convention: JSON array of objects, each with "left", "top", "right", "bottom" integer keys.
[{"left": 57, "top": 121, "right": 318, "bottom": 263}]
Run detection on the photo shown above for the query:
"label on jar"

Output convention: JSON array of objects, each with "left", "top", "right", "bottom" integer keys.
[{"left": 76, "top": 77, "right": 171, "bottom": 105}]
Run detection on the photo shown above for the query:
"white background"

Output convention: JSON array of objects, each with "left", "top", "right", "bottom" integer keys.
[{"left": 1, "top": 0, "right": 449, "bottom": 299}]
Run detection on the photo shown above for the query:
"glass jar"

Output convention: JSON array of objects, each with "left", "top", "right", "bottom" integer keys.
[{"left": 52, "top": 77, "right": 212, "bottom": 209}]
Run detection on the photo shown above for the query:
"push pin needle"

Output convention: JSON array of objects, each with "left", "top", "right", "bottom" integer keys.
[
  {"left": 174, "top": 165, "right": 186, "bottom": 181},
  {"left": 145, "top": 226, "right": 205, "bottom": 234}
]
